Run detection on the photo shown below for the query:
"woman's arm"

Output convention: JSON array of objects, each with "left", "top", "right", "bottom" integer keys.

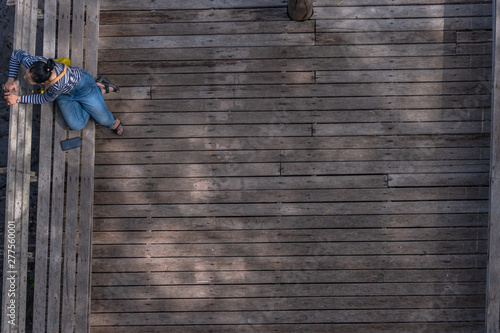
[
  {"left": 4, "top": 50, "right": 43, "bottom": 99},
  {"left": 4, "top": 91, "right": 19, "bottom": 106},
  {"left": 9, "top": 50, "right": 48, "bottom": 79},
  {"left": 4, "top": 50, "right": 55, "bottom": 105},
  {"left": 4, "top": 91, "right": 57, "bottom": 105},
  {"left": 3, "top": 78, "right": 17, "bottom": 94}
]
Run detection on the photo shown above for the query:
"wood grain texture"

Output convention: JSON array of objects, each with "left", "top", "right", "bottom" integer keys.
[
  {"left": 1, "top": 0, "right": 34, "bottom": 330},
  {"left": 32, "top": 0, "right": 57, "bottom": 330},
  {"left": 486, "top": 0, "right": 500, "bottom": 331},
  {"left": 24, "top": 0, "right": 99, "bottom": 332},
  {"left": 92, "top": 0, "right": 492, "bottom": 331}
]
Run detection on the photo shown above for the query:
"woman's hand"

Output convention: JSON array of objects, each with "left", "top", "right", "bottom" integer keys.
[
  {"left": 3, "top": 78, "right": 17, "bottom": 93},
  {"left": 4, "top": 92, "right": 19, "bottom": 106}
]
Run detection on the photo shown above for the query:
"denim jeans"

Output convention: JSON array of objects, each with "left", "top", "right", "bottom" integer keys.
[{"left": 56, "top": 70, "right": 115, "bottom": 131}]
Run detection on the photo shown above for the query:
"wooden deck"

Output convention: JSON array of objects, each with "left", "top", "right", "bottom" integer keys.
[
  {"left": 2, "top": 0, "right": 97, "bottom": 332},
  {"left": 90, "top": 0, "right": 492, "bottom": 331},
  {"left": 2, "top": 0, "right": 38, "bottom": 331}
]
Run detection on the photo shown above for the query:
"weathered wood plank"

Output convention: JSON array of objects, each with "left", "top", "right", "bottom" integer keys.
[
  {"left": 98, "top": 56, "right": 492, "bottom": 74},
  {"left": 317, "top": 31, "right": 457, "bottom": 45},
  {"left": 147, "top": 82, "right": 487, "bottom": 100},
  {"left": 458, "top": 42, "right": 493, "bottom": 55},
  {"left": 94, "top": 163, "right": 280, "bottom": 178},
  {"left": 279, "top": 147, "right": 490, "bottom": 162},
  {"left": 96, "top": 150, "right": 284, "bottom": 165},
  {"left": 85, "top": 310, "right": 471, "bottom": 326},
  {"left": 2, "top": 0, "right": 36, "bottom": 330},
  {"left": 91, "top": 227, "right": 487, "bottom": 244},
  {"left": 458, "top": 31, "right": 493, "bottom": 43},
  {"left": 100, "top": 21, "right": 314, "bottom": 37},
  {"left": 103, "top": 95, "right": 491, "bottom": 113},
  {"left": 100, "top": 8, "right": 291, "bottom": 25},
  {"left": 97, "top": 161, "right": 488, "bottom": 179},
  {"left": 33, "top": 0, "right": 57, "bottom": 329},
  {"left": 91, "top": 269, "right": 486, "bottom": 286},
  {"left": 92, "top": 240, "right": 486, "bottom": 257},
  {"left": 92, "top": 254, "right": 487, "bottom": 272},
  {"left": 487, "top": 181, "right": 500, "bottom": 332},
  {"left": 89, "top": 307, "right": 486, "bottom": 325},
  {"left": 388, "top": 173, "right": 489, "bottom": 187},
  {"left": 45, "top": 75, "right": 67, "bottom": 333},
  {"left": 105, "top": 82, "right": 490, "bottom": 103},
  {"left": 93, "top": 187, "right": 488, "bottom": 205},
  {"left": 314, "top": 4, "right": 492, "bottom": 20},
  {"left": 314, "top": 122, "right": 490, "bottom": 136},
  {"left": 99, "top": 34, "right": 315, "bottom": 49},
  {"left": 90, "top": 323, "right": 486, "bottom": 333},
  {"left": 99, "top": 44, "right": 458, "bottom": 61},
  {"left": 100, "top": 0, "right": 492, "bottom": 11},
  {"left": 93, "top": 309, "right": 482, "bottom": 326},
  {"left": 316, "top": 69, "right": 490, "bottom": 83},
  {"left": 94, "top": 175, "right": 388, "bottom": 192},
  {"left": 90, "top": 308, "right": 484, "bottom": 325},
  {"left": 486, "top": 0, "right": 500, "bottom": 330},
  {"left": 76, "top": 0, "right": 99, "bottom": 331},
  {"left": 314, "top": 0, "right": 491, "bottom": 5},
  {"left": 71, "top": 0, "right": 85, "bottom": 66},
  {"left": 94, "top": 147, "right": 488, "bottom": 166},
  {"left": 99, "top": 124, "right": 312, "bottom": 138},
  {"left": 90, "top": 282, "right": 485, "bottom": 298},
  {"left": 15, "top": 1, "right": 38, "bottom": 327},
  {"left": 92, "top": 214, "right": 488, "bottom": 231},
  {"left": 95, "top": 135, "right": 490, "bottom": 152},
  {"left": 100, "top": 0, "right": 287, "bottom": 10},
  {"left": 61, "top": 1, "right": 86, "bottom": 331},
  {"left": 100, "top": 72, "right": 315, "bottom": 86},
  {"left": 102, "top": 86, "right": 150, "bottom": 100},
  {"left": 91, "top": 295, "right": 485, "bottom": 311},
  {"left": 89, "top": 323, "right": 486, "bottom": 333},
  {"left": 5, "top": 0, "right": 23, "bottom": 327},
  {"left": 11, "top": 0, "right": 38, "bottom": 329},
  {"left": 61, "top": 138, "right": 80, "bottom": 333},
  {"left": 93, "top": 201, "right": 488, "bottom": 218},
  {"left": 108, "top": 109, "right": 490, "bottom": 125},
  {"left": 281, "top": 160, "right": 489, "bottom": 175},
  {"left": 316, "top": 17, "right": 492, "bottom": 32},
  {"left": 46, "top": 0, "right": 72, "bottom": 329}
]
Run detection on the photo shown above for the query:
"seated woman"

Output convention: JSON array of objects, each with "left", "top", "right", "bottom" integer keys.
[{"left": 3, "top": 49, "right": 123, "bottom": 135}]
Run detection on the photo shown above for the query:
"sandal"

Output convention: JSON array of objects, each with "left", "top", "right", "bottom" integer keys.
[
  {"left": 112, "top": 119, "right": 124, "bottom": 136},
  {"left": 96, "top": 76, "right": 120, "bottom": 93}
]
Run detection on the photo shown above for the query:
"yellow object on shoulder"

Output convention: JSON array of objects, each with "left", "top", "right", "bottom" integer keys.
[
  {"left": 41, "top": 58, "right": 71, "bottom": 93},
  {"left": 54, "top": 57, "right": 71, "bottom": 66}
]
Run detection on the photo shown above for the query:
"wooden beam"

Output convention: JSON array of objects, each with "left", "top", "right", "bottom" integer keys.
[
  {"left": 487, "top": 0, "right": 500, "bottom": 331},
  {"left": 75, "top": 0, "right": 99, "bottom": 331},
  {"left": 287, "top": 0, "right": 313, "bottom": 21},
  {"left": 32, "top": 0, "right": 56, "bottom": 329},
  {"left": 1, "top": 0, "right": 37, "bottom": 331}
]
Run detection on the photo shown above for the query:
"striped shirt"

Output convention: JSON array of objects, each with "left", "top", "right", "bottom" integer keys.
[{"left": 9, "top": 50, "right": 83, "bottom": 104}]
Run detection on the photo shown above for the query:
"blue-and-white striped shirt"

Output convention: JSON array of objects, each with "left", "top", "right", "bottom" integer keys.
[{"left": 9, "top": 50, "right": 83, "bottom": 104}]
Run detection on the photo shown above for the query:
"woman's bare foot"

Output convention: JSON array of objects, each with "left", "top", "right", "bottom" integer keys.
[
  {"left": 112, "top": 119, "right": 124, "bottom": 135},
  {"left": 97, "top": 82, "right": 117, "bottom": 95}
]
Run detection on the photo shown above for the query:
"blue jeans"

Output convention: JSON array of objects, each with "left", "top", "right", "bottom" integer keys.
[{"left": 56, "top": 70, "right": 115, "bottom": 131}]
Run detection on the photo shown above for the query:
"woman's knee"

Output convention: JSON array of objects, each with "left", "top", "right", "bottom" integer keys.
[{"left": 65, "top": 119, "right": 86, "bottom": 131}]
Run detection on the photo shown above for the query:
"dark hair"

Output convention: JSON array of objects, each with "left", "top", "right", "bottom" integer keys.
[{"left": 29, "top": 59, "right": 55, "bottom": 83}]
